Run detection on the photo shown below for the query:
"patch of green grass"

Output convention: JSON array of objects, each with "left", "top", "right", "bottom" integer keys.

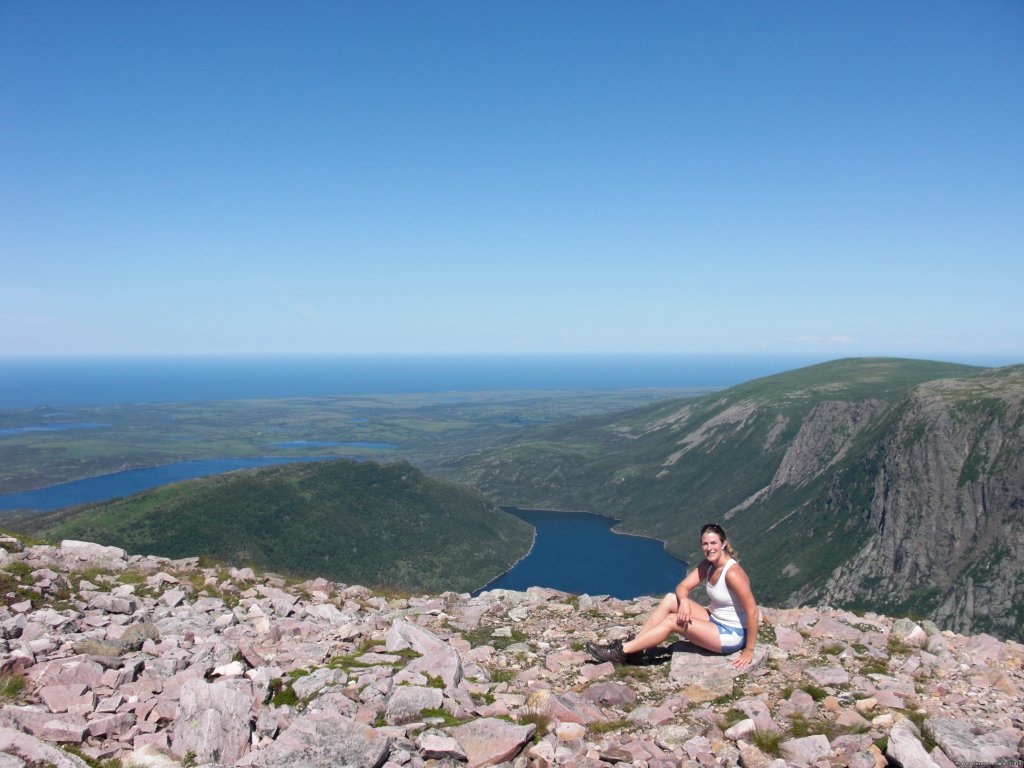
[
  {"left": 752, "top": 729, "right": 784, "bottom": 757},
  {"left": 587, "top": 717, "right": 631, "bottom": 735},
  {"left": 3, "top": 561, "right": 34, "bottom": 579},
  {"left": 328, "top": 640, "right": 378, "bottom": 671},
  {"left": 471, "top": 690, "right": 496, "bottom": 706},
  {"left": 906, "top": 710, "right": 938, "bottom": 752},
  {"left": 887, "top": 635, "right": 914, "bottom": 657},
  {"left": 461, "top": 626, "right": 529, "bottom": 650},
  {"left": 488, "top": 667, "right": 516, "bottom": 684},
  {"left": 269, "top": 674, "right": 304, "bottom": 708},
  {"left": 425, "top": 673, "right": 446, "bottom": 689},
  {"left": 723, "top": 708, "right": 748, "bottom": 728},
  {"left": 757, "top": 621, "right": 777, "bottom": 645},
  {"left": 419, "top": 707, "right": 469, "bottom": 728},
  {"left": 614, "top": 664, "right": 653, "bottom": 682},
  {"left": 61, "top": 745, "right": 126, "bottom": 767},
  {"left": 787, "top": 713, "right": 813, "bottom": 738},
  {"left": 0, "top": 672, "right": 27, "bottom": 700},
  {"left": 859, "top": 657, "right": 889, "bottom": 676},
  {"left": 801, "top": 684, "right": 829, "bottom": 701},
  {"left": 711, "top": 679, "right": 746, "bottom": 706},
  {"left": 0, "top": 566, "right": 37, "bottom": 609}
]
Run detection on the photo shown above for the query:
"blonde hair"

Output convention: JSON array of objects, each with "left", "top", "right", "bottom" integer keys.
[{"left": 701, "top": 523, "right": 739, "bottom": 561}]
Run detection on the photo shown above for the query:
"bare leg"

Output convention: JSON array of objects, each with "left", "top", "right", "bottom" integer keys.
[{"left": 622, "top": 594, "right": 721, "bottom": 655}]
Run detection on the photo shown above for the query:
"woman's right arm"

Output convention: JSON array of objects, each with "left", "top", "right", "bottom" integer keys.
[{"left": 674, "top": 564, "right": 705, "bottom": 626}]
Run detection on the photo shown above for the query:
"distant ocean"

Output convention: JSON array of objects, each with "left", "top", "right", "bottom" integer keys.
[{"left": 0, "top": 353, "right": 1011, "bottom": 410}]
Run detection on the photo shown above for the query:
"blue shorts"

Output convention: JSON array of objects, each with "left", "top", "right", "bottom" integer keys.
[{"left": 710, "top": 616, "right": 747, "bottom": 654}]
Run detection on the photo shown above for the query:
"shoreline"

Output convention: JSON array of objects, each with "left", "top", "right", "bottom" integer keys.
[
  {"left": 471, "top": 518, "right": 538, "bottom": 595},
  {"left": 505, "top": 506, "right": 689, "bottom": 565}
]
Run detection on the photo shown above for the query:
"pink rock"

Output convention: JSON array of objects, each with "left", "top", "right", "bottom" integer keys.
[
  {"left": 582, "top": 682, "right": 638, "bottom": 708},
  {"left": 0, "top": 726, "right": 93, "bottom": 767},
  {"left": 450, "top": 717, "right": 536, "bottom": 768},
  {"left": 87, "top": 711, "right": 136, "bottom": 738},
  {"left": 171, "top": 678, "right": 254, "bottom": 765},
  {"left": 805, "top": 665, "right": 851, "bottom": 686},
  {"left": 38, "top": 684, "right": 88, "bottom": 714},
  {"left": 647, "top": 703, "right": 676, "bottom": 726},
  {"left": 404, "top": 645, "right": 463, "bottom": 688},
  {"left": 42, "top": 719, "right": 90, "bottom": 743},
  {"left": 885, "top": 724, "right": 939, "bottom": 768},
  {"left": 95, "top": 694, "right": 124, "bottom": 713},
  {"left": 35, "top": 658, "right": 105, "bottom": 688},
  {"left": 835, "top": 708, "right": 871, "bottom": 728},
  {"left": 531, "top": 690, "right": 604, "bottom": 725},
  {"left": 580, "top": 662, "right": 614, "bottom": 680},
  {"left": 775, "top": 625, "right": 804, "bottom": 652},
  {"left": 132, "top": 732, "right": 171, "bottom": 751},
  {"left": 418, "top": 733, "right": 469, "bottom": 761},
  {"left": 871, "top": 690, "right": 905, "bottom": 708},
  {"left": 246, "top": 710, "right": 391, "bottom": 768},
  {"left": 781, "top": 734, "right": 832, "bottom": 763},
  {"left": 724, "top": 718, "right": 755, "bottom": 741}
]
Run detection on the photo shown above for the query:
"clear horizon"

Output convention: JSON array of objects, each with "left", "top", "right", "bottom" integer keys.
[{"left": 2, "top": 2, "right": 1022, "bottom": 359}]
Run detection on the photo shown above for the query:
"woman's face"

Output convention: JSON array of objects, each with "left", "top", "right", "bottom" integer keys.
[{"left": 702, "top": 532, "right": 725, "bottom": 561}]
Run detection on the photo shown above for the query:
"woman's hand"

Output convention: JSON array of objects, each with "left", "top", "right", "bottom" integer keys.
[
  {"left": 732, "top": 647, "right": 755, "bottom": 670},
  {"left": 675, "top": 596, "right": 693, "bottom": 628}
]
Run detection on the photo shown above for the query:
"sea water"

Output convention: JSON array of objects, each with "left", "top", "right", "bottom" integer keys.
[{"left": 0, "top": 354, "right": 832, "bottom": 409}]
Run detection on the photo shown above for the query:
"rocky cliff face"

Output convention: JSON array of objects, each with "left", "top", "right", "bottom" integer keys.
[
  {"left": 810, "top": 369, "right": 1024, "bottom": 641},
  {"left": 0, "top": 535, "right": 1022, "bottom": 768}
]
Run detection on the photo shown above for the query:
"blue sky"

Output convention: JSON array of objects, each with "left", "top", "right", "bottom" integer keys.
[{"left": 2, "top": 2, "right": 1022, "bottom": 360}]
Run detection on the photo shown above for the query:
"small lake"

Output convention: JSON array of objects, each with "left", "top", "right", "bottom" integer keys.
[
  {"left": 477, "top": 508, "right": 687, "bottom": 600},
  {"left": 0, "top": 457, "right": 335, "bottom": 513}
]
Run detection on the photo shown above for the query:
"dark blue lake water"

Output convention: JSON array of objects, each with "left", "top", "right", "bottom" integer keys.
[{"left": 476, "top": 508, "right": 687, "bottom": 599}]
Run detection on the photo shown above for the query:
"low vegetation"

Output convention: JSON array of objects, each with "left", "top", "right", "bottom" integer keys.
[{"left": 12, "top": 460, "right": 533, "bottom": 594}]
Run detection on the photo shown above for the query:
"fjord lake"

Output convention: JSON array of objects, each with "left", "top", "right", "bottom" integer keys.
[{"left": 476, "top": 508, "right": 687, "bottom": 599}]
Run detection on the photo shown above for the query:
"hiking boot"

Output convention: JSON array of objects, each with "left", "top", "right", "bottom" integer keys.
[{"left": 586, "top": 639, "right": 641, "bottom": 664}]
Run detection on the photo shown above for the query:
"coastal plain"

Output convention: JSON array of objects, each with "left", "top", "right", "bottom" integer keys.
[{"left": 0, "top": 388, "right": 708, "bottom": 497}]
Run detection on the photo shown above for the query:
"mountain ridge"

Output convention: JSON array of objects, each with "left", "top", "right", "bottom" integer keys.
[
  {"left": 440, "top": 358, "right": 1024, "bottom": 641},
  {"left": 8, "top": 459, "right": 533, "bottom": 595}
]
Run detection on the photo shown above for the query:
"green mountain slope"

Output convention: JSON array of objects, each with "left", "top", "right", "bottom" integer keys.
[
  {"left": 16, "top": 459, "right": 533, "bottom": 594},
  {"left": 442, "top": 358, "right": 1024, "bottom": 640}
]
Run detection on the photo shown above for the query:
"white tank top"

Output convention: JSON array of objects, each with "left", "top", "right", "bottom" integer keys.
[{"left": 705, "top": 559, "right": 747, "bottom": 629}]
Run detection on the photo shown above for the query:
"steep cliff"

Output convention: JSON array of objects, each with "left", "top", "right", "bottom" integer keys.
[{"left": 809, "top": 367, "right": 1024, "bottom": 640}]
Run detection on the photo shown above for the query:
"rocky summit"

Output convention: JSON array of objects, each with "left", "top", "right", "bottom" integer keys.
[{"left": 0, "top": 536, "right": 1021, "bottom": 768}]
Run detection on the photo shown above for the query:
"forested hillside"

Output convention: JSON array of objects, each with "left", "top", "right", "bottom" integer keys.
[{"left": 12, "top": 459, "right": 533, "bottom": 593}]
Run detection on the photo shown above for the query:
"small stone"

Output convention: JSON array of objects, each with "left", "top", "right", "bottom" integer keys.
[
  {"left": 555, "top": 722, "right": 586, "bottom": 741},
  {"left": 855, "top": 696, "right": 877, "bottom": 712},
  {"left": 724, "top": 718, "right": 755, "bottom": 741},
  {"left": 780, "top": 734, "right": 831, "bottom": 763}
]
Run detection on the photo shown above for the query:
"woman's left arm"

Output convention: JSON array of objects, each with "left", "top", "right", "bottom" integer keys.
[{"left": 726, "top": 565, "right": 759, "bottom": 670}]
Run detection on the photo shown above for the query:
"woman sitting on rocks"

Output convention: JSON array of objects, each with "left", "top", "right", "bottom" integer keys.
[{"left": 586, "top": 523, "right": 759, "bottom": 670}]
